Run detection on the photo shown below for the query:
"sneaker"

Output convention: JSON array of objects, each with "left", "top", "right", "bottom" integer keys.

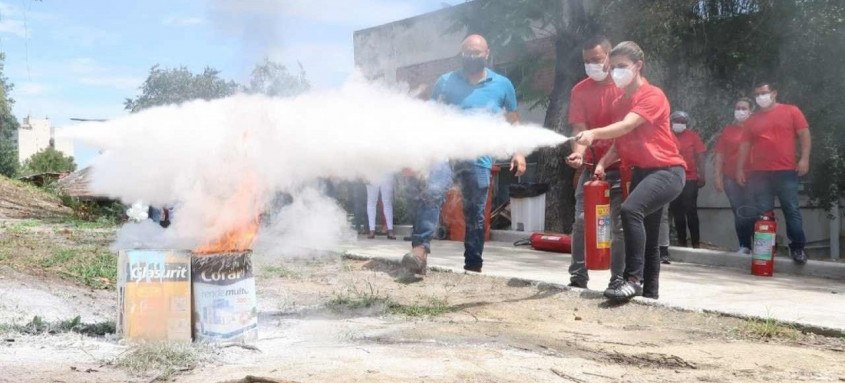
[
  {"left": 568, "top": 280, "right": 587, "bottom": 289},
  {"left": 791, "top": 248, "right": 808, "bottom": 265},
  {"left": 463, "top": 265, "right": 482, "bottom": 273},
  {"left": 737, "top": 247, "right": 751, "bottom": 255},
  {"left": 603, "top": 279, "right": 642, "bottom": 302},
  {"left": 401, "top": 250, "right": 428, "bottom": 275},
  {"left": 659, "top": 246, "right": 671, "bottom": 265},
  {"left": 603, "top": 276, "right": 625, "bottom": 296}
]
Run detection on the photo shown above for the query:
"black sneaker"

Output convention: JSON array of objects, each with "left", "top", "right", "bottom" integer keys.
[
  {"left": 603, "top": 276, "right": 625, "bottom": 296},
  {"left": 791, "top": 248, "right": 808, "bottom": 265},
  {"left": 568, "top": 280, "right": 587, "bottom": 289},
  {"left": 463, "top": 264, "right": 482, "bottom": 273},
  {"left": 603, "top": 280, "right": 642, "bottom": 302},
  {"left": 659, "top": 246, "right": 671, "bottom": 264}
]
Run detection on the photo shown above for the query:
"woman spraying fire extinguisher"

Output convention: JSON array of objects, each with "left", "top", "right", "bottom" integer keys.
[{"left": 575, "top": 41, "right": 686, "bottom": 302}]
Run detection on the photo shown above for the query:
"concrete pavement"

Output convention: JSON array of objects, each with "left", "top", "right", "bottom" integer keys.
[{"left": 341, "top": 237, "right": 845, "bottom": 334}]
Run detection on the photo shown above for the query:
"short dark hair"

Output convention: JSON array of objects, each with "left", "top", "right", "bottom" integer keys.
[
  {"left": 753, "top": 81, "right": 776, "bottom": 91},
  {"left": 582, "top": 35, "right": 612, "bottom": 53}
]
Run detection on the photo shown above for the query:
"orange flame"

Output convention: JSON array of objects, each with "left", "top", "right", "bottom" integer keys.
[{"left": 194, "top": 175, "right": 262, "bottom": 255}]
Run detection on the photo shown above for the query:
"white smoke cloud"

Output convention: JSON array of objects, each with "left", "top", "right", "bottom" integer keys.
[{"left": 61, "top": 77, "right": 566, "bottom": 251}]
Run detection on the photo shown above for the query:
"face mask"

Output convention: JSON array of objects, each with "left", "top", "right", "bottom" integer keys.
[
  {"left": 756, "top": 93, "right": 774, "bottom": 108},
  {"left": 611, "top": 67, "right": 634, "bottom": 88},
  {"left": 734, "top": 109, "right": 750, "bottom": 122},
  {"left": 584, "top": 63, "right": 608, "bottom": 81},
  {"left": 461, "top": 55, "right": 486, "bottom": 75},
  {"left": 672, "top": 123, "right": 687, "bottom": 133}
]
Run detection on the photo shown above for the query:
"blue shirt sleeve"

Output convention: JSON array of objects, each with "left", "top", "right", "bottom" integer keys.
[
  {"left": 502, "top": 78, "right": 517, "bottom": 112},
  {"left": 431, "top": 75, "right": 447, "bottom": 102}
]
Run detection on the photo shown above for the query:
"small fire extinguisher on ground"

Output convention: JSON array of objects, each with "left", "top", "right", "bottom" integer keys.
[
  {"left": 751, "top": 211, "right": 777, "bottom": 277},
  {"left": 584, "top": 160, "right": 611, "bottom": 270}
]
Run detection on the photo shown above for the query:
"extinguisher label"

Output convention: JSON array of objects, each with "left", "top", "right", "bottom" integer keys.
[
  {"left": 542, "top": 236, "right": 561, "bottom": 241},
  {"left": 596, "top": 204, "right": 611, "bottom": 249},
  {"left": 752, "top": 232, "right": 775, "bottom": 260}
]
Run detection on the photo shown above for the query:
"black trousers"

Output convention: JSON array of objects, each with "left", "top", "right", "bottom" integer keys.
[
  {"left": 669, "top": 181, "right": 700, "bottom": 247},
  {"left": 622, "top": 166, "right": 685, "bottom": 299}
]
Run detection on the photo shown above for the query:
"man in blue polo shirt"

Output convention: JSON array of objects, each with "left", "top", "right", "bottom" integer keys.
[{"left": 402, "top": 34, "right": 525, "bottom": 276}]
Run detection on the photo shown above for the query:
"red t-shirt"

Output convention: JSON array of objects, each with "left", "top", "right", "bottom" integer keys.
[
  {"left": 568, "top": 78, "right": 623, "bottom": 167},
  {"left": 611, "top": 80, "right": 687, "bottom": 170},
  {"left": 741, "top": 103, "right": 809, "bottom": 171},
  {"left": 714, "top": 124, "right": 746, "bottom": 181},
  {"left": 674, "top": 129, "right": 706, "bottom": 180}
]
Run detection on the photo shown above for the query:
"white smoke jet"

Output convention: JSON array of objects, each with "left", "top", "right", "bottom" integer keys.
[{"left": 61, "top": 78, "right": 567, "bottom": 251}]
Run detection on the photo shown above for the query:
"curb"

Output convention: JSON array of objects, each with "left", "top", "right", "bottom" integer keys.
[
  {"left": 491, "top": 230, "right": 845, "bottom": 280},
  {"left": 666, "top": 246, "right": 845, "bottom": 280},
  {"left": 341, "top": 250, "right": 845, "bottom": 338}
]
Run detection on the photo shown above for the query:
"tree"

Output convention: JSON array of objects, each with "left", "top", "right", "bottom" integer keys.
[
  {"left": 245, "top": 58, "right": 310, "bottom": 97},
  {"left": 124, "top": 65, "right": 239, "bottom": 112},
  {"left": 0, "top": 52, "right": 19, "bottom": 177},
  {"left": 453, "top": 0, "right": 599, "bottom": 233},
  {"left": 20, "top": 146, "right": 76, "bottom": 176}
]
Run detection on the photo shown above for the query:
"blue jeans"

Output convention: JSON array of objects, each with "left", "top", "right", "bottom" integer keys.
[
  {"left": 747, "top": 170, "right": 806, "bottom": 250},
  {"left": 570, "top": 169, "right": 625, "bottom": 285},
  {"left": 723, "top": 176, "right": 754, "bottom": 249},
  {"left": 411, "top": 161, "right": 490, "bottom": 268}
]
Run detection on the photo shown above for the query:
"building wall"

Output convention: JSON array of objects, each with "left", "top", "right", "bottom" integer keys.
[{"left": 17, "top": 116, "right": 75, "bottom": 164}]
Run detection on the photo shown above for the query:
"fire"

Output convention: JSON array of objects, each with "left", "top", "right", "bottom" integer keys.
[{"left": 194, "top": 174, "right": 262, "bottom": 255}]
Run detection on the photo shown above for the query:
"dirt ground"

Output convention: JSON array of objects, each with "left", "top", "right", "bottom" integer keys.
[{"left": 1, "top": 226, "right": 844, "bottom": 383}]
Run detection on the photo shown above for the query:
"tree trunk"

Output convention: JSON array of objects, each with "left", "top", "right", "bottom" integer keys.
[
  {"left": 537, "top": 35, "right": 576, "bottom": 233},
  {"left": 537, "top": 0, "right": 596, "bottom": 234}
]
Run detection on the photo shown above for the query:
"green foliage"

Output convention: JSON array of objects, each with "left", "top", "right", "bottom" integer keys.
[
  {"left": 58, "top": 193, "right": 124, "bottom": 224},
  {"left": 245, "top": 58, "right": 310, "bottom": 97},
  {"left": 0, "top": 53, "right": 19, "bottom": 177},
  {"left": 124, "top": 65, "right": 239, "bottom": 112},
  {"left": 19, "top": 147, "right": 76, "bottom": 176}
]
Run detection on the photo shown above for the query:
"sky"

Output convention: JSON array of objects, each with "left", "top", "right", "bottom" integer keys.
[{"left": 0, "top": 0, "right": 450, "bottom": 168}]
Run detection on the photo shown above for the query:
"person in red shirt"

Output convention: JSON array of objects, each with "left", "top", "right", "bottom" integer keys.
[
  {"left": 575, "top": 41, "right": 685, "bottom": 302},
  {"left": 564, "top": 36, "right": 625, "bottom": 290},
  {"left": 737, "top": 82, "right": 812, "bottom": 264},
  {"left": 668, "top": 111, "right": 706, "bottom": 249},
  {"left": 714, "top": 97, "right": 755, "bottom": 254}
]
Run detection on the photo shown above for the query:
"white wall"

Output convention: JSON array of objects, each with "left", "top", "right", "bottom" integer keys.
[{"left": 17, "top": 116, "right": 75, "bottom": 164}]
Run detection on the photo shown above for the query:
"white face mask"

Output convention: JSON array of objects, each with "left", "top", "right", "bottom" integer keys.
[
  {"left": 734, "top": 109, "right": 750, "bottom": 122},
  {"left": 611, "top": 67, "right": 635, "bottom": 88},
  {"left": 584, "top": 63, "right": 608, "bottom": 82},
  {"left": 756, "top": 93, "right": 774, "bottom": 108},
  {"left": 672, "top": 123, "right": 687, "bottom": 133}
]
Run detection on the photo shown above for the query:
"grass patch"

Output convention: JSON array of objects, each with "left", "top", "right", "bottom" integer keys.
[
  {"left": 3, "top": 219, "right": 41, "bottom": 234},
  {"left": 4, "top": 315, "right": 115, "bottom": 336},
  {"left": 327, "top": 281, "right": 392, "bottom": 313},
  {"left": 109, "top": 342, "right": 214, "bottom": 380},
  {"left": 63, "top": 216, "right": 120, "bottom": 230},
  {"left": 262, "top": 265, "right": 300, "bottom": 279},
  {"left": 41, "top": 249, "right": 78, "bottom": 268},
  {"left": 388, "top": 297, "right": 452, "bottom": 317},
  {"left": 741, "top": 316, "right": 799, "bottom": 339}
]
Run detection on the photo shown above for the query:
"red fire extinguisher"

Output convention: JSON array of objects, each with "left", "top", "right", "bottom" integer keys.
[
  {"left": 584, "top": 175, "right": 611, "bottom": 270},
  {"left": 751, "top": 211, "right": 777, "bottom": 277},
  {"left": 514, "top": 232, "right": 573, "bottom": 253}
]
